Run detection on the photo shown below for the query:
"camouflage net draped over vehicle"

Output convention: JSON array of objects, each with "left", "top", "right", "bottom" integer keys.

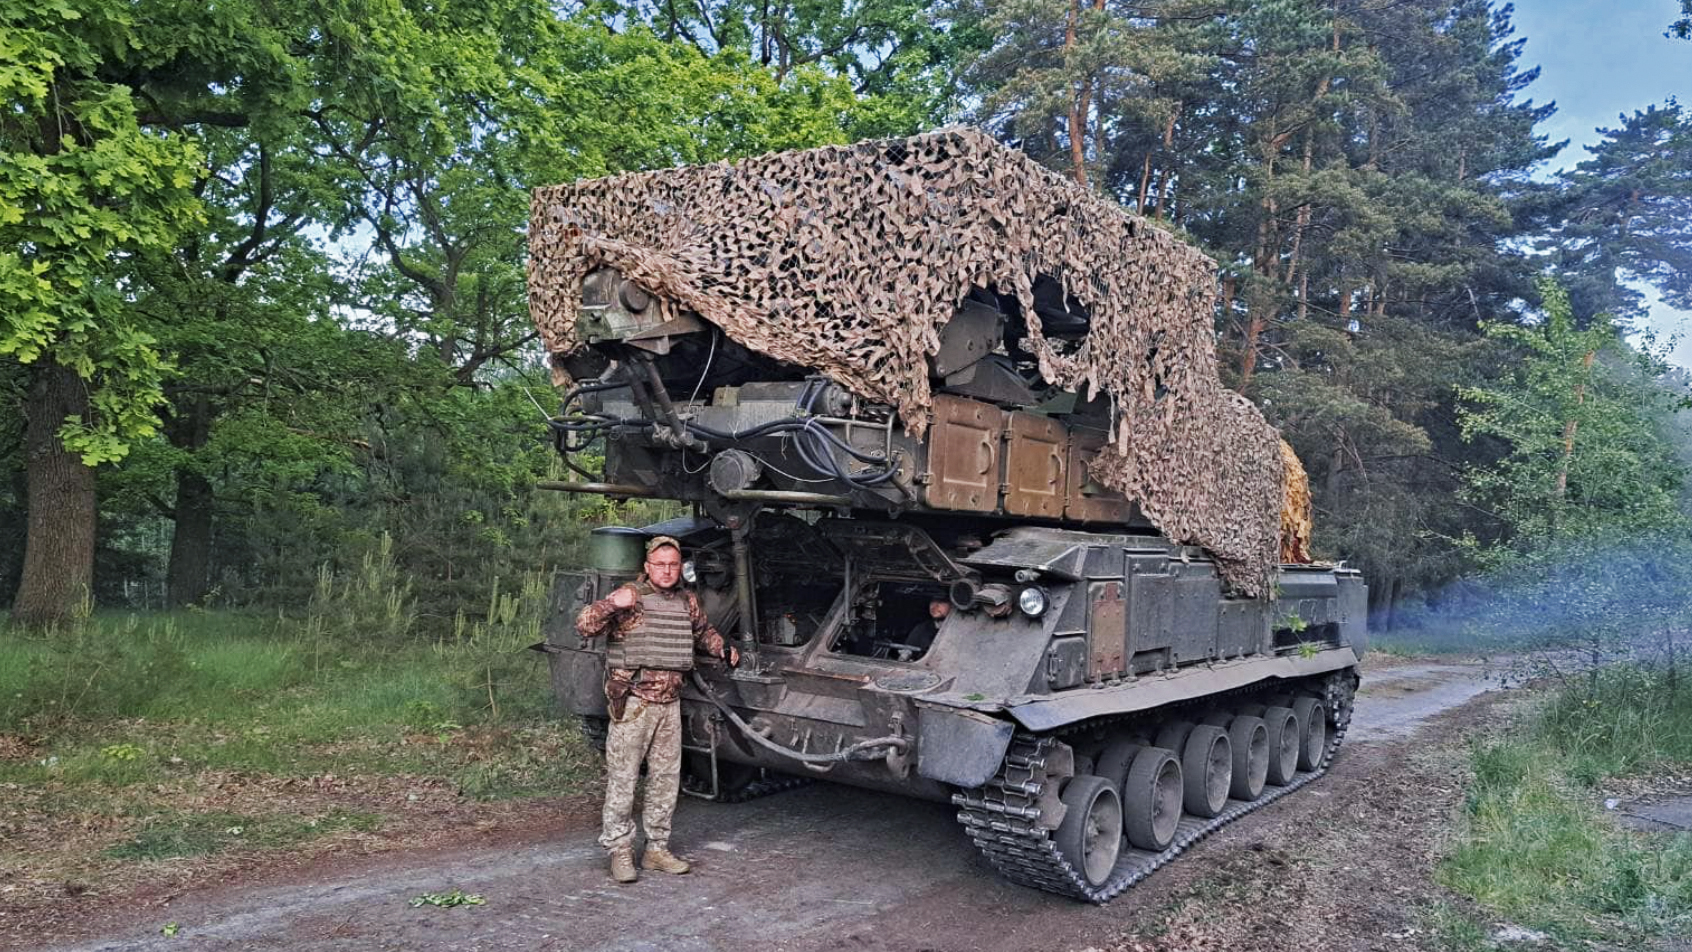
[
  {"left": 528, "top": 128, "right": 1287, "bottom": 595},
  {"left": 1279, "top": 440, "right": 1313, "bottom": 564}
]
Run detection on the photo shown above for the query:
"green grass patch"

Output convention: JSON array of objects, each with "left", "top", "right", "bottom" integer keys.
[
  {"left": 1370, "top": 631, "right": 1482, "bottom": 657},
  {"left": 1369, "top": 621, "right": 1548, "bottom": 658},
  {"left": 1, "top": 567, "right": 604, "bottom": 903},
  {"left": 1532, "top": 666, "right": 1692, "bottom": 785},
  {"left": 0, "top": 606, "right": 597, "bottom": 788},
  {"left": 1438, "top": 667, "right": 1692, "bottom": 944},
  {"left": 1421, "top": 901, "right": 1494, "bottom": 952},
  {"left": 104, "top": 809, "right": 381, "bottom": 862},
  {"left": 1, "top": 598, "right": 597, "bottom": 857},
  {"left": 0, "top": 608, "right": 558, "bottom": 741}
]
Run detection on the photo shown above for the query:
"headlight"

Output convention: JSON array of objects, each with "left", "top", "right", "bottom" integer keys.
[
  {"left": 681, "top": 560, "right": 698, "bottom": 585},
  {"left": 1017, "top": 586, "right": 1048, "bottom": 617}
]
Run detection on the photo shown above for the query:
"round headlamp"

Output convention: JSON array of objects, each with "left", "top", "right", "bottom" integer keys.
[
  {"left": 1017, "top": 586, "right": 1048, "bottom": 618},
  {"left": 681, "top": 560, "right": 698, "bottom": 585}
]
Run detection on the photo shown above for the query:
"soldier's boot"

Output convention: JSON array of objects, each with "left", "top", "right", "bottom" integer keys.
[
  {"left": 642, "top": 846, "right": 691, "bottom": 875},
  {"left": 609, "top": 848, "right": 638, "bottom": 884}
]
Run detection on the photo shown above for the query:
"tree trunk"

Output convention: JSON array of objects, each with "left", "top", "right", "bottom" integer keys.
[
  {"left": 1064, "top": 0, "right": 1107, "bottom": 187},
  {"left": 1240, "top": 198, "right": 1278, "bottom": 386},
  {"left": 1240, "top": 126, "right": 1287, "bottom": 385},
  {"left": 1284, "top": 19, "right": 1336, "bottom": 294},
  {"left": 167, "top": 471, "right": 215, "bottom": 606},
  {"left": 1065, "top": 0, "right": 1087, "bottom": 186},
  {"left": 12, "top": 361, "right": 96, "bottom": 626},
  {"left": 166, "top": 393, "right": 215, "bottom": 606},
  {"left": 1153, "top": 107, "right": 1179, "bottom": 220},
  {"left": 1137, "top": 152, "right": 1154, "bottom": 212},
  {"left": 1284, "top": 132, "right": 1317, "bottom": 286},
  {"left": 1367, "top": 574, "right": 1399, "bottom": 631},
  {"left": 1550, "top": 349, "right": 1597, "bottom": 532}
]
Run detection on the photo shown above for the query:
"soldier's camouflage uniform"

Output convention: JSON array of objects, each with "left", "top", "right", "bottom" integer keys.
[{"left": 577, "top": 578, "right": 728, "bottom": 854}]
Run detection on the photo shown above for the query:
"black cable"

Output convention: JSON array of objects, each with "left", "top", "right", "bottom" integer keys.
[
  {"left": 689, "top": 671, "right": 907, "bottom": 764},
  {"left": 547, "top": 419, "right": 622, "bottom": 432},
  {"left": 790, "top": 419, "right": 896, "bottom": 488},
  {"left": 557, "top": 379, "right": 632, "bottom": 416},
  {"left": 546, "top": 372, "right": 898, "bottom": 488}
]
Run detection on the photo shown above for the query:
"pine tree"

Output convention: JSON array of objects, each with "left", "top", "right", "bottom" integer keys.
[{"left": 1535, "top": 102, "right": 1692, "bottom": 323}]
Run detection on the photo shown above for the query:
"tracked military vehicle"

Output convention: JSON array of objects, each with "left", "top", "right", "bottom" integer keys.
[{"left": 527, "top": 129, "right": 1365, "bottom": 902}]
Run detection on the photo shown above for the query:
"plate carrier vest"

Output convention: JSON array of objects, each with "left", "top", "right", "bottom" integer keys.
[{"left": 606, "top": 587, "right": 696, "bottom": 671}]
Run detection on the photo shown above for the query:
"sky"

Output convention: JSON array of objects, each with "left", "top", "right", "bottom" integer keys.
[{"left": 1509, "top": 0, "right": 1692, "bottom": 364}]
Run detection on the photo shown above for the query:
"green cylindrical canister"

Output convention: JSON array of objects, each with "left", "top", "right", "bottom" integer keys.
[{"left": 588, "top": 526, "right": 647, "bottom": 573}]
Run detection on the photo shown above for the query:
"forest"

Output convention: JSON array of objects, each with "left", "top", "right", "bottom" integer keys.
[
  {"left": 8, "top": 4, "right": 1692, "bottom": 947},
  {"left": 3, "top": 0, "right": 1692, "bottom": 642}
]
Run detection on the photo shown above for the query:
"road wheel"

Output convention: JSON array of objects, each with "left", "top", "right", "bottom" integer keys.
[
  {"left": 1093, "top": 737, "right": 1144, "bottom": 796},
  {"left": 1056, "top": 775, "right": 1123, "bottom": 888},
  {"left": 1154, "top": 721, "right": 1195, "bottom": 756},
  {"left": 1201, "top": 711, "right": 1233, "bottom": 728},
  {"left": 1181, "top": 725, "right": 1232, "bottom": 818},
  {"left": 1122, "top": 746, "right": 1183, "bottom": 851},
  {"left": 1291, "top": 697, "right": 1327, "bottom": 770},
  {"left": 1262, "top": 706, "right": 1300, "bottom": 785},
  {"left": 1227, "top": 715, "right": 1269, "bottom": 800},
  {"left": 1236, "top": 703, "right": 1266, "bottom": 719}
]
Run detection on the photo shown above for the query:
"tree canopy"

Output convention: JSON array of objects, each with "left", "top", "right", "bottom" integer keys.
[{"left": 2, "top": 0, "right": 1689, "bottom": 632}]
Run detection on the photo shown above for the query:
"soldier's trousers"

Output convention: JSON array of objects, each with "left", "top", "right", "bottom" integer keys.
[{"left": 599, "top": 696, "right": 682, "bottom": 853}]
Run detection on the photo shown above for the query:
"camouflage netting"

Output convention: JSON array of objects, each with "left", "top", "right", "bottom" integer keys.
[
  {"left": 528, "top": 128, "right": 1290, "bottom": 595},
  {"left": 1279, "top": 439, "right": 1313, "bottom": 564}
]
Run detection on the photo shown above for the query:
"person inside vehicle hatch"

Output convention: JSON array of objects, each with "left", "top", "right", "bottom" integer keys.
[{"left": 902, "top": 597, "right": 951, "bottom": 657}]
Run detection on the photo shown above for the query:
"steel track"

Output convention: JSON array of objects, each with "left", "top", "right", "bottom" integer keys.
[
  {"left": 952, "top": 669, "right": 1357, "bottom": 903},
  {"left": 709, "top": 771, "right": 812, "bottom": 804},
  {"left": 680, "top": 755, "right": 813, "bottom": 803}
]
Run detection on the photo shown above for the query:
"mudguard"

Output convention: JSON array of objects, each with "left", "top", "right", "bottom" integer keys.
[{"left": 916, "top": 705, "right": 1017, "bottom": 788}]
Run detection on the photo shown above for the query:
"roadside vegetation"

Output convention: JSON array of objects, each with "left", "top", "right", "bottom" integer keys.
[
  {"left": 0, "top": 541, "right": 601, "bottom": 901},
  {"left": 1433, "top": 667, "right": 1692, "bottom": 949}
]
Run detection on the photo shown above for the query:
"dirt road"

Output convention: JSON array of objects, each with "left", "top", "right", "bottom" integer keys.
[{"left": 30, "top": 657, "right": 1503, "bottom": 952}]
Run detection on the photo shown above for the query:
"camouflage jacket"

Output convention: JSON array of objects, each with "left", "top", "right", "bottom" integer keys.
[{"left": 575, "top": 578, "right": 729, "bottom": 703}]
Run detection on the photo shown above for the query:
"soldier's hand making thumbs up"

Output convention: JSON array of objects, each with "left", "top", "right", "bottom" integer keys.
[{"left": 609, "top": 586, "right": 637, "bottom": 610}]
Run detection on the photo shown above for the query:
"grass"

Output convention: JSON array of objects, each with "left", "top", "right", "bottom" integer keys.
[
  {"left": 0, "top": 574, "right": 600, "bottom": 890},
  {"left": 0, "top": 610, "right": 591, "bottom": 786},
  {"left": 1437, "top": 666, "right": 1692, "bottom": 946},
  {"left": 1369, "top": 620, "right": 1550, "bottom": 658},
  {"left": 103, "top": 809, "right": 381, "bottom": 861}
]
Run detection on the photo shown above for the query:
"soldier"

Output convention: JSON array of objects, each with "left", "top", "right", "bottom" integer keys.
[
  {"left": 904, "top": 597, "right": 951, "bottom": 654},
  {"left": 575, "top": 536, "right": 739, "bottom": 883}
]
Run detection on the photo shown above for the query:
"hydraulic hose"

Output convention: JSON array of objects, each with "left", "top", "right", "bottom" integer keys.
[{"left": 688, "top": 671, "right": 908, "bottom": 765}]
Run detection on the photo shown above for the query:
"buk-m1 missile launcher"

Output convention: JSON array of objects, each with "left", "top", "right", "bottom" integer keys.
[{"left": 527, "top": 129, "right": 1365, "bottom": 901}]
